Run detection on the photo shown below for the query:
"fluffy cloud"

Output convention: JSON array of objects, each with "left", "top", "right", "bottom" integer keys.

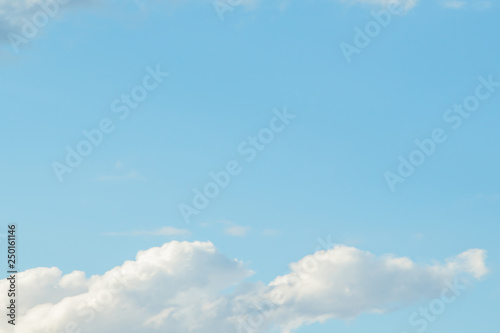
[
  {"left": 3, "top": 241, "right": 252, "bottom": 333},
  {"left": 0, "top": 242, "right": 488, "bottom": 333},
  {"left": 245, "top": 246, "right": 488, "bottom": 332}
]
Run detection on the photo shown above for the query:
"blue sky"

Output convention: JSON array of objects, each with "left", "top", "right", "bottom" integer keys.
[{"left": 0, "top": 0, "right": 499, "bottom": 332}]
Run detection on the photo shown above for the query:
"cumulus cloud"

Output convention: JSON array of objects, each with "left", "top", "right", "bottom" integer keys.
[
  {"left": 252, "top": 246, "right": 488, "bottom": 332},
  {"left": 0, "top": 242, "right": 488, "bottom": 333}
]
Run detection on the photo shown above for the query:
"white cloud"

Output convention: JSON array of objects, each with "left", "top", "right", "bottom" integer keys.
[
  {"left": 0, "top": 242, "right": 488, "bottom": 333},
  {"left": 256, "top": 246, "right": 488, "bottom": 332},
  {"left": 445, "top": 248, "right": 488, "bottom": 279},
  {"left": 104, "top": 226, "right": 190, "bottom": 236}
]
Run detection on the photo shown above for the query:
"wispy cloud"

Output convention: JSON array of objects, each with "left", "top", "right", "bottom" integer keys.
[
  {"left": 471, "top": 0, "right": 493, "bottom": 10},
  {"left": 98, "top": 161, "right": 145, "bottom": 182},
  {"left": 104, "top": 226, "right": 190, "bottom": 237},
  {"left": 442, "top": 0, "right": 467, "bottom": 8},
  {"left": 0, "top": 0, "right": 93, "bottom": 48},
  {"left": 262, "top": 229, "right": 280, "bottom": 236},
  {"left": 472, "top": 193, "right": 500, "bottom": 203},
  {"left": 202, "top": 220, "right": 252, "bottom": 237},
  {"left": 440, "top": 0, "right": 493, "bottom": 9},
  {"left": 414, "top": 232, "right": 425, "bottom": 240},
  {"left": 225, "top": 224, "right": 251, "bottom": 237},
  {"left": 342, "top": 0, "right": 419, "bottom": 11}
]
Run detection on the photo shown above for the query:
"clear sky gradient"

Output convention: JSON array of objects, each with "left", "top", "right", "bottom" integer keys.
[{"left": 0, "top": 0, "right": 499, "bottom": 332}]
